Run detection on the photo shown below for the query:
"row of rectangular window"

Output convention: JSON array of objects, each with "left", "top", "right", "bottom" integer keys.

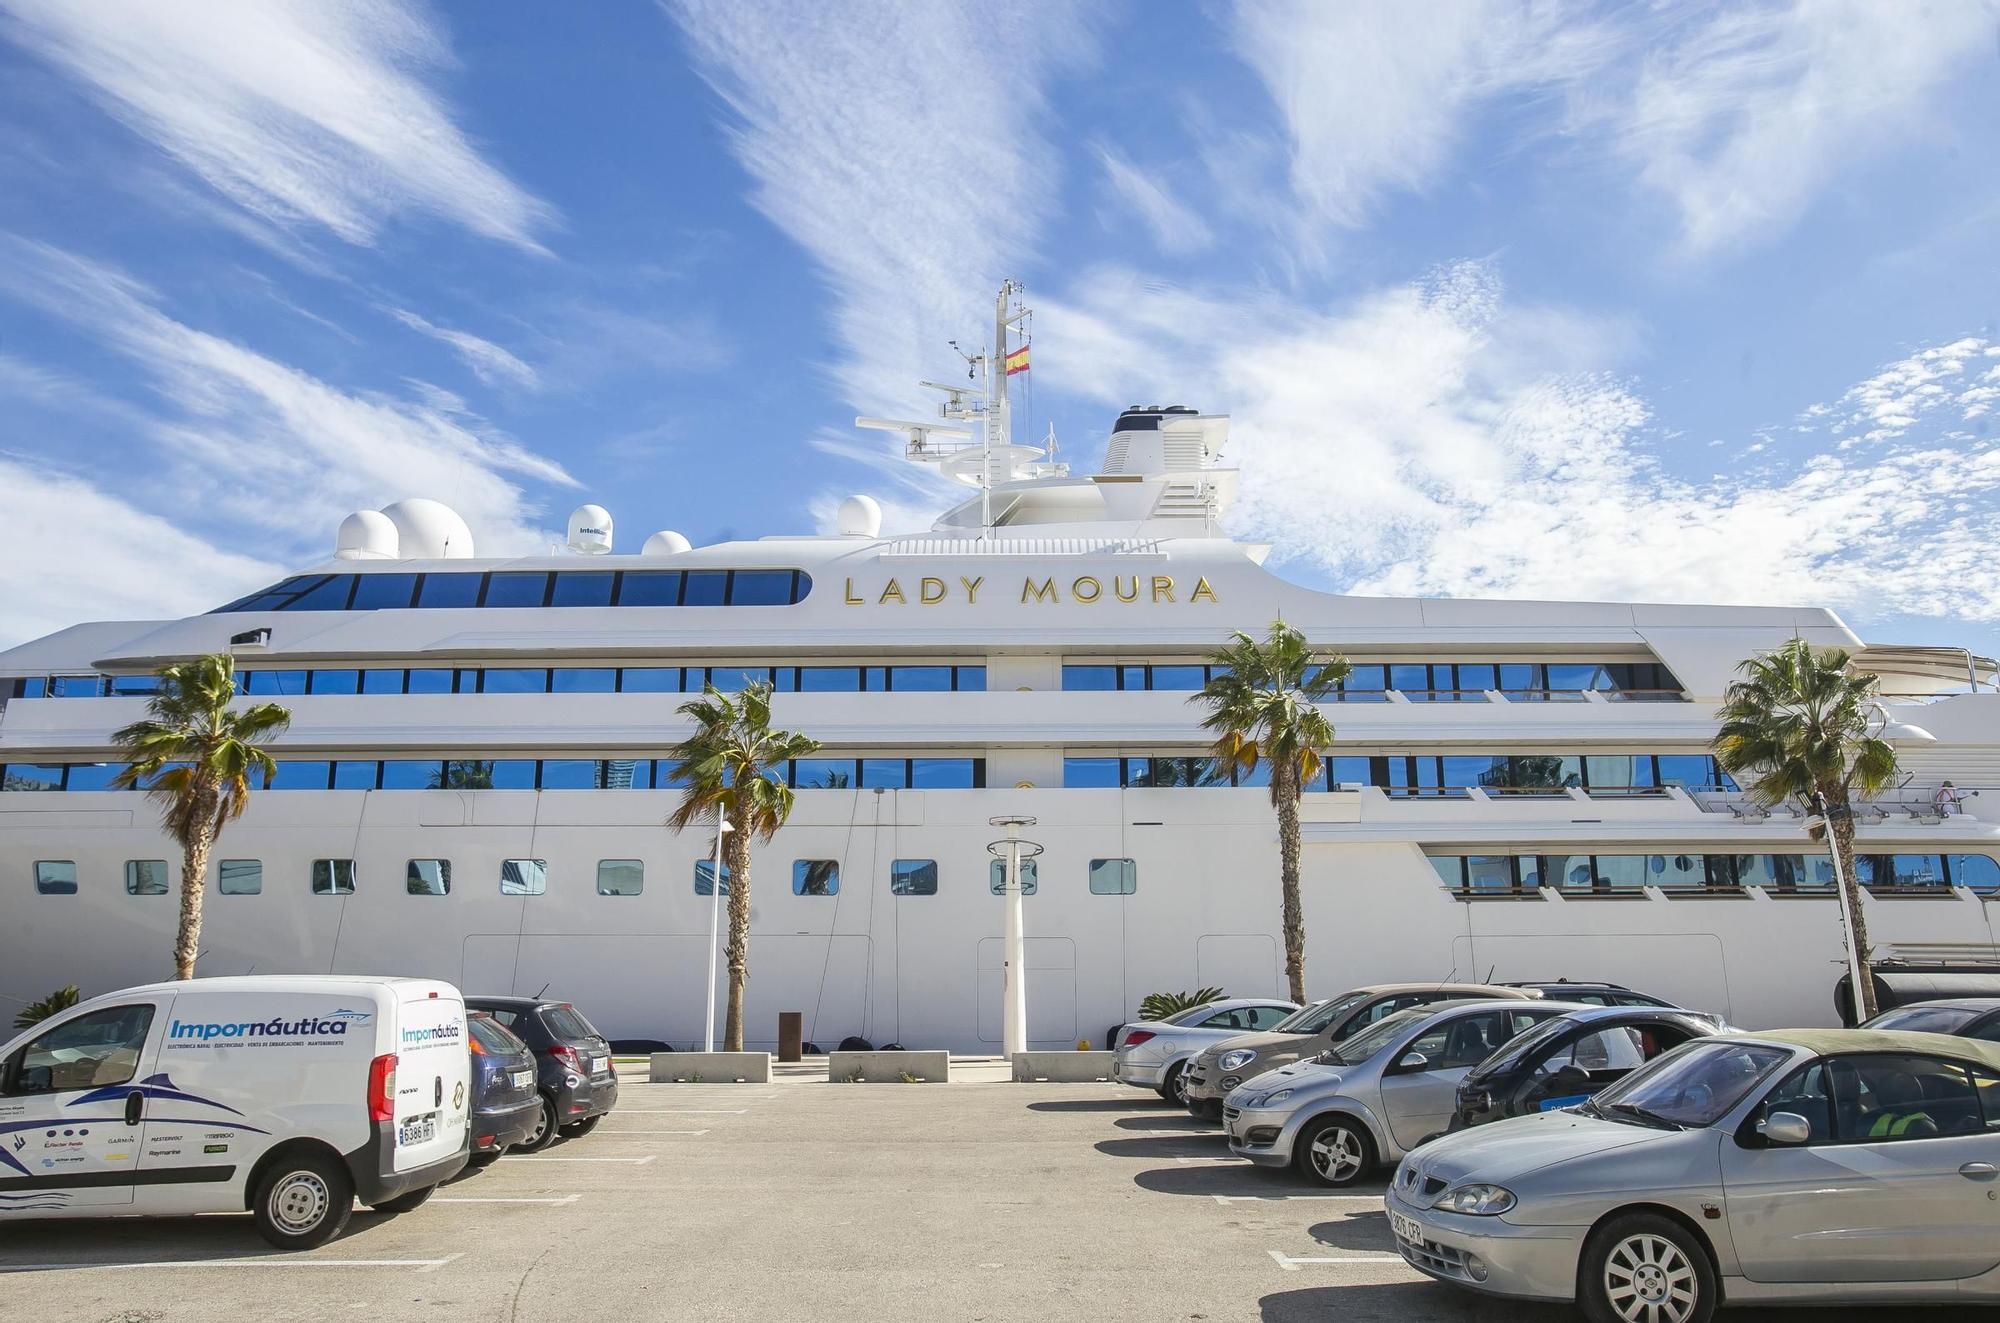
[
  {"left": 1060, "top": 661, "right": 1683, "bottom": 699},
  {"left": 31, "top": 854, "right": 1135, "bottom": 897},
  {"left": 1428, "top": 851, "right": 2000, "bottom": 895},
  {"left": 8, "top": 663, "right": 987, "bottom": 701},
  {"left": 1, "top": 756, "right": 987, "bottom": 793},
  {"left": 1060, "top": 753, "right": 1736, "bottom": 793},
  {"left": 211, "top": 568, "right": 810, "bottom": 614}
]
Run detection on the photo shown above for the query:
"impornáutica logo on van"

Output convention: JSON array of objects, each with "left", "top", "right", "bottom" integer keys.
[
  {"left": 168, "top": 1007, "right": 373, "bottom": 1044},
  {"left": 399, "top": 1022, "right": 462, "bottom": 1048}
]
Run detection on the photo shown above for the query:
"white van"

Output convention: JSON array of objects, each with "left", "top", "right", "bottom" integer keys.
[{"left": 0, "top": 975, "right": 469, "bottom": 1248}]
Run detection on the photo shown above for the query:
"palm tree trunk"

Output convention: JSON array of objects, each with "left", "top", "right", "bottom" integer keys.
[
  {"left": 1823, "top": 784, "right": 1877, "bottom": 1021},
  {"left": 174, "top": 786, "right": 219, "bottom": 981},
  {"left": 1274, "top": 761, "right": 1307, "bottom": 1004},
  {"left": 722, "top": 828, "right": 752, "bottom": 1052}
]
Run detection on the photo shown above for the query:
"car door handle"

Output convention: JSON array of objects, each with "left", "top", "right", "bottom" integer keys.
[
  {"left": 124, "top": 1089, "right": 144, "bottom": 1126},
  {"left": 1959, "top": 1162, "right": 1997, "bottom": 1181}
]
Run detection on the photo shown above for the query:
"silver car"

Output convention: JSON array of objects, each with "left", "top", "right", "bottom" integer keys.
[
  {"left": 1109, "top": 997, "right": 1298, "bottom": 1103},
  {"left": 1226, "top": 999, "right": 1580, "bottom": 1185},
  {"left": 1385, "top": 1029, "right": 2000, "bottom": 1322}
]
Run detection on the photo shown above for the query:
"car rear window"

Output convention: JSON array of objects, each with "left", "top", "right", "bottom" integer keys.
[
  {"left": 469, "top": 1014, "right": 526, "bottom": 1055},
  {"left": 540, "top": 1003, "right": 599, "bottom": 1040},
  {"left": 1867, "top": 1005, "right": 1981, "bottom": 1035}
]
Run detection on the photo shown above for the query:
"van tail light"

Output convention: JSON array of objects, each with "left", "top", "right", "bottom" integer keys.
[
  {"left": 368, "top": 1053, "right": 399, "bottom": 1123},
  {"left": 1122, "top": 1030, "right": 1156, "bottom": 1048},
  {"left": 550, "top": 1044, "right": 582, "bottom": 1074}
]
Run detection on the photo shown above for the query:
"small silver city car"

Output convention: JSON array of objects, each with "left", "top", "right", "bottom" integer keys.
[
  {"left": 1226, "top": 999, "right": 1581, "bottom": 1185},
  {"left": 1385, "top": 1029, "right": 2000, "bottom": 1323},
  {"left": 1109, "top": 997, "right": 1298, "bottom": 1103}
]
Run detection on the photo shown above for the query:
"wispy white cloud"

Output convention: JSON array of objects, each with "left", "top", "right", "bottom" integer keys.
[
  {"left": 1823, "top": 337, "right": 2000, "bottom": 446},
  {"left": 387, "top": 306, "right": 540, "bottom": 391},
  {"left": 0, "top": 238, "right": 575, "bottom": 559},
  {"left": 1092, "top": 145, "right": 1212, "bottom": 256},
  {"left": 0, "top": 0, "right": 554, "bottom": 252}
]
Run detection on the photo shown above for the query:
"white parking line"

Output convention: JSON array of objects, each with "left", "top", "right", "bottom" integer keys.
[
  {"left": 1169, "top": 1155, "right": 1239, "bottom": 1164},
  {"left": 509, "top": 1154, "right": 658, "bottom": 1164},
  {"left": 594, "top": 1128, "right": 708, "bottom": 1135},
  {"left": 0, "top": 1255, "right": 461, "bottom": 1274},
  {"left": 615, "top": 1108, "right": 746, "bottom": 1114},
  {"left": 433, "top": 1195, "right": 583, "bottom": 1205},
  {"left": 1212, "top": 1194, "right": 1384, "bottom": 1205},
  {"left": 1267, "top": 1250, "right": 1405, "bottom": 1271}
]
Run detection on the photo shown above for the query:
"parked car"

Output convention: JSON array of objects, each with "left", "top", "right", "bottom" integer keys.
[
  {"left": 1225, "top": 999, "right": 1582, "bottom": 1186},
  {"left": 1449, "top": 1004, "right": 1727, "bottom": 1131},
  {"left": 465, "top": 996, "right": 617, "bottom": 1150},
  {"left": 1863, "top": 997, "right": 2000, "bottom": 1043},
  {"left": 1183, "top": 983, "right": 1541, "bottom": 1120},
  {"left": 0, "top": 975, "right": 468, "bottom": 1249},
  {"left": 1498, "top": 980, "right": 1678, "bottom": 1008},
  {"left": 1110, "top": 997, "right": 1299, "bottom": 1104},
  {"left": 1385, "top": 1029, "right": 2000, "bottom": 1320},
  {"left": 466, "top": 1011, "right": 541, "bottom": 1163}
]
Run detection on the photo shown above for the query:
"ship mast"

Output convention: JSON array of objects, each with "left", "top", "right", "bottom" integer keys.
[{"left": 982, "top": 279, "right": 1028, "bottom": 534}]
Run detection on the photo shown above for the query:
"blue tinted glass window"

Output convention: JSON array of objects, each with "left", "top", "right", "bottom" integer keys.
[
  {"left": 911, "top": 758, "right": 977, "bottom": 789},
  {"left": 619, "top": 667, "right": 680, "bottom": 692},
  {"left": 275, "top": 760, "right": 331, "bottom": 789},
  {"left": 219, "top": 859, "right": 261, "bottom": 895},
  {"left": 106, "top": 675, "right": 158, "bottom": 697},
  {"left": 1088, "top": 858, "right": 1137, "bottom": 895},
  {"left": 891, "top": 666, "right": 951, "bottom": 692},
  {"left": 708, "top": 667, "right": 770, "bottom": 693},
  {"left": 597, "top": 859, "right": 643, "bottom": 896},
  {"left": 1647, "top": 853, "right": 1706, "bottom": 889},
  {"left": 1063, "top": 665, "right": 1117, "bottom": 691},
  {"left": 312, "top": 859, "right": 357, "bottom": 895},
  {"left": 1123, "top": 757, "right": 1155, "bottom": 787},
  {"left": 500, "top": 859, "right": 547, "bottom": 895},
  {"left": 1654, "top": 756, "right": 1716, "bottom": 790},
  {"left": 416, "top": 573, "right": 482, "bottom": 608},
  {"left": 481, "top": 668, "right": 549, "bottom": 694},
  {"left": 63, "top": 764, "right": 122, "bottom": 791},
  {"left": 1497, "top": 664, "right": 1541, "bottom": 693},
  {"left": 242, "top": 670, "right": 308, "bottom": 697},
  {"left": 793, "top": 758, "right": 856, "bottom": 788},
  {"left": 1546, "top": 664, "right": 1600, "bottom": 691},
  {"left": 800, "top": 667, "right": 861, "bottom": 692},
  {"left": 1327, "top": 756, "right": 1370, "bottom": 788},
  {"left": 1430, "top": 856, "right": 1464, "bottom": 889},
  {"left": 360, "top": 669, "right": 405, "bottom": 694},
  {"left": 1586, "top": 756, "right": 1655, "bottom": 788},
  {"left": 681, "top": 571, "right": 727, "bottom": 605},
  {"left": 1443, "top": 756, "right": 1509, "bottom": 790},
  {"left": 406, "top": 859, "right": 450, "bottom": 896},
  {"left": 34, "top": 861, "right": 77, "bottom": 894},
  {"left": 50, "top": 675, "right": 103, "bottom": 698},
  {"left": 863, "top": 667, "right": 890, "bottom": 692},
  {"left": 552, "top": 668, "right": 616, "bottom": 694},
  {"left": 1463, "top": 856, "right": 1515, "bottom": 892},
  {"left": 1455, "top": 664, "right": 1497, "bottom": 692},
  {"left": 617, "top": 572, "right": 683, "bottom": 606},
  {"left": 654, "top": 759, "right": 688, "bottom": 789},
  {"left": 601, "top": 759, "right": 649, "bottom": 789},
  {"left": 3, "top": 763, "right": 66, "bottom": 791},
  {"left": 730, "top": 570, "right": 795, "bottom": 605},
  {"left": 310, "top": 670, "right": 359, "bottom": 695},
  {"left": 551, "top": 572, "right": 615, "bottom": 607},
  {"left": 124, "top": 860, "right": 170, "bottom": 896},
  {"left": 1887, "top": 854, "right": 1948, "bottom": 889},
  {"left": 283, "top": 575, "right": 354, "bottom": 611},
  {"left": 955, "top": 666, "right": 986, "bottom": 691},
  {"left": 488, "top": 760, "right": 537, "bottom": 789},
  {"left": 1119, "top": 665, "right": 1147, "bottom": 690},
  {"left": 1389, "top": 664, "right": 1429, "bottom": 695},
  {"left": 890, "top": 859, "right": 937, "bottom": 896},
  {"left": 11, "top": 677, "right": 48, "bottom": 699},
  {"left": 483, "top": 573, "right": 549, "bottom": 608},
  {"left": 379, "top": 760, "right": 441, "bottom": 789},
  {"left": 1150, "top": 665, "right": 1206, "bottom": 690},
  {"left": 1063, "top": 757, "right": 1121, "bottom": 788},
  {"left": 331, "top": 760, "right": 378, "bottom": 789},
  {"left": 1950, "top": 854, "right": 2000, "bottom": 893},
  {"left": 694, "top": 859, "right": 730, "bottom": 896},
  {"left": 349, "top": 574, "right": 418, "bottom": 610},
  {"left": 860, "top": 758, "right": 909, "bottom": 789},
  {"left": 439, "top": 760, "right": 497, "bottom": 789},
  {"left": 405, "top": 668, "right": 453, "bottom": 695},
  {"left": 989, "top": 858, "right": 1038, "bottom": 895},
  {"left": 1236, "top": 759, "right": 1272, "bottom": 788},
  {"left": 540, "top": 759, "right": 601, "bottom": 789},
  {"left": 793, "top": 859, "right": 840, "bottom": 896}
]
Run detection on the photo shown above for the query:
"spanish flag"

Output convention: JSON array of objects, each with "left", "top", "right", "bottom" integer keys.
[{"left": 1004, "top": 343, "right": 1031, "bottom": 376}]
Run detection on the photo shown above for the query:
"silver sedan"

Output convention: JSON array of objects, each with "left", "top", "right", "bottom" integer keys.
[
  {"left": 1108, "top": 997, "right": 1297, "bottom": 1103},
  {"left": 1226, "top": 999, "right": 1580, "bottom": 1185},
  {"left": 1385, "top": 1029, "right": 2000, "bottom": 1322}
]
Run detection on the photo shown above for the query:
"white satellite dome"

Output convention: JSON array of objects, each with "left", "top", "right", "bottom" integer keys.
[
  {"left": 642, "top": 530, "right": 692, "bottom": 556},
  {"left": 381, "top": 498, "right": 474, "bottom": 559},
  {"left": 567, "top": 503, "right": 614, "bottom": 555},
  {"left": 836, "top": 494, "right": 882, "bottom": 538},
  {"left": 334, "top": 509, "right": 398, "bottom": 560}
]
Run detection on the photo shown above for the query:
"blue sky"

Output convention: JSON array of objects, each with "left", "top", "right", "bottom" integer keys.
[{"left": 2, "top": 1, "right": 1998, "bottom": 656}]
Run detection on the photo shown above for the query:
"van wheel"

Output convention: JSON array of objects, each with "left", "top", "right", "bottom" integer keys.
[
  {"left": 520, "top": 1095, "right": 562, "bottom": 1152},
  {"left": 253, "top": 1151, "right": 353, "bottom": 1250},
  {"left": 1580, "top": 1213, "right": 1716, "bottom": 1323},
  {"left": 371, "top": 1183, "right": 436, "bottom": 1215},
  {"left": 560, "top": 1115, "right": 601, "bottom": 1138},
  {"left": 1293, "top": 1115, "right": 1373, "bottom": 1187}
]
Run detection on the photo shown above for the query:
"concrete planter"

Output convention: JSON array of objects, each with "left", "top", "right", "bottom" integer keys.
[
  {"left": 650, "top": 1051, "right": 771, "bottom": 1083},
  {"left": 1011, "top": 1051, "right": 1115, "bottom": 1082},
  {"left": 828, "top": 1050, "right": 950, "bottom": 1082}
]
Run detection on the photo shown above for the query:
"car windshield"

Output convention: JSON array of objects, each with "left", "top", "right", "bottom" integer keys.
[
  {"left": 541, "top": 1004, "right": 600, "bottom": 1041},
  {"left": 1276, "top": 992, "right": 1370, "bottom": 1035},
  {"left": 1586, "top": 1039, "right": 1792, "bottom": 1128},
  {"left": 1863, "top": 1004, "right": 1981, "bottom": 1035},
  {"left": 468, "top": 1014, "right": 525, "bottom": 1055},
  {"left": 1467, "top": 1014, "right": 1577, "bottom": 1081},
  {"left": 1327, "top": 1006, "right": 1432, "bottom": 1066}
]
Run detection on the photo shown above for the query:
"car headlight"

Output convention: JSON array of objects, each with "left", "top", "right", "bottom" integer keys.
[
  {"left": 1218, "top": 1049, "right": 1256, "bottom": 1072},
  {"left": 1263, "top": 1088, "right": 1293, "bottom": 1106},
  {"left": 1439, "top": 1184, "right": 1516, "bottom": 1216}
]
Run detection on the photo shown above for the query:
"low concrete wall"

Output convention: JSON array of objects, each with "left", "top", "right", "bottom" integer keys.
[
  {"left": 829, "top": 1050, "right": 950, "bottom": 1083},
  {"left": 1011, "top": 1051, "right": 1115, "bottom": 1082},
  {"left": 649, "top": 1051, "right": 771, "bottom": 1083}
]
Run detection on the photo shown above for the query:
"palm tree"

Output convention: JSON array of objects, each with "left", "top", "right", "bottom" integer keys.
[
  {"left": 1712, "top": 637, "right": 1899, "bottom": 1019},
  {"left": 111, "top": 654, "right": 290, "bottom": 980},
  {"left": 665, "top": 682, "right": 820, "bottom": 1050},
  {"left": 1191, "top": 622, "right": 1350, "bottom": 1003}
]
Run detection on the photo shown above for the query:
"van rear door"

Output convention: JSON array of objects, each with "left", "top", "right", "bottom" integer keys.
[{"left": 390, "top": 988, "right": 468, "bottom": 1173}]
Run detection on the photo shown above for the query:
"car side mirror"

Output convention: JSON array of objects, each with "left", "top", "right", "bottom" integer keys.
[
  {"left": 1396, "top": 1050, "right": 1430, "bottom": 1072},
  {"left": 1759, "top": 1111, "right": 1812, "bottom": 1145}
]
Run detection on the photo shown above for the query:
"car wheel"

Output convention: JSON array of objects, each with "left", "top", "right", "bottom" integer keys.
[
  {"left": 1292, "top": 1115, "right": 1373, "bottom": 1187},
  {"left": 371, "top": 1183, "right": 436, "bottom": 1215},
  {"left": 560, "top": 1115, "right": 602, "bottom": 1138},
  {"left": 1157, "top": 1062, "right": 1189, "bottom": 1105},
  {"left": 252, "top": 1150, "right": 353, "bottom": 1250},
  {"left": 1580, "top": 1213, "right": 1716, "bottom": 1323},
  {"left": 520, "top": 1095, "right": 562, "bottom": 1152}
]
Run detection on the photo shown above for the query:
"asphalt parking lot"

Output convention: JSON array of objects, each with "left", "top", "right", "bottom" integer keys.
[{"left": 1, "top": 1074, "right": 1994, "bottom": 1323}]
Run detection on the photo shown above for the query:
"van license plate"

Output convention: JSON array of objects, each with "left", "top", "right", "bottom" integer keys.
[
  {"left": 1389, "top": 1211, "right": 1425, "bottom": 1245},
  {"left": 398, "top": 1112, "right": 437, "bottom": 1146},
  {"left": 510, "top": 1069, "right": 533, "bottom": 1090}
]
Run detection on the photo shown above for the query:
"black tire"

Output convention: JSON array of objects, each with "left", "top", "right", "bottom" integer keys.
[
  {"left": 1156, "top": 1061, "right": 1190, "bottom": 1105},
  {"left": 1578, "top": 1213, "right": 1717, "bottom": 1323},
  {"left": 1292, "top": 1114, "right": 1374, "bottom": 1187},
  {"left": 519, "top": 1094, "right": 562, "bottom": 1152},
  {"left": 560, "top": 1114, "right": 602, "bottom": 1138},
  {"left": 251, "top": 1149, "right": 353, "bottom": 1250},
  {"left": 371, "top": 1183, "right": 436, "bottom": 1215}
]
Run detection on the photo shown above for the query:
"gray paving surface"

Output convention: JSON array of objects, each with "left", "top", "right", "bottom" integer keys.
[{"left": 0, "top": 1077, "right": 1990, "bottom": 1322}]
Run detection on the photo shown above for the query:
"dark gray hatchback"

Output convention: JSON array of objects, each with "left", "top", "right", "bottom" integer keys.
[
  {"left": 467, "top": 1010, "right": 541, "bottom": 1162},
  {"left": 465, "top": 997, "right": 619, "bottom": 1151}
]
